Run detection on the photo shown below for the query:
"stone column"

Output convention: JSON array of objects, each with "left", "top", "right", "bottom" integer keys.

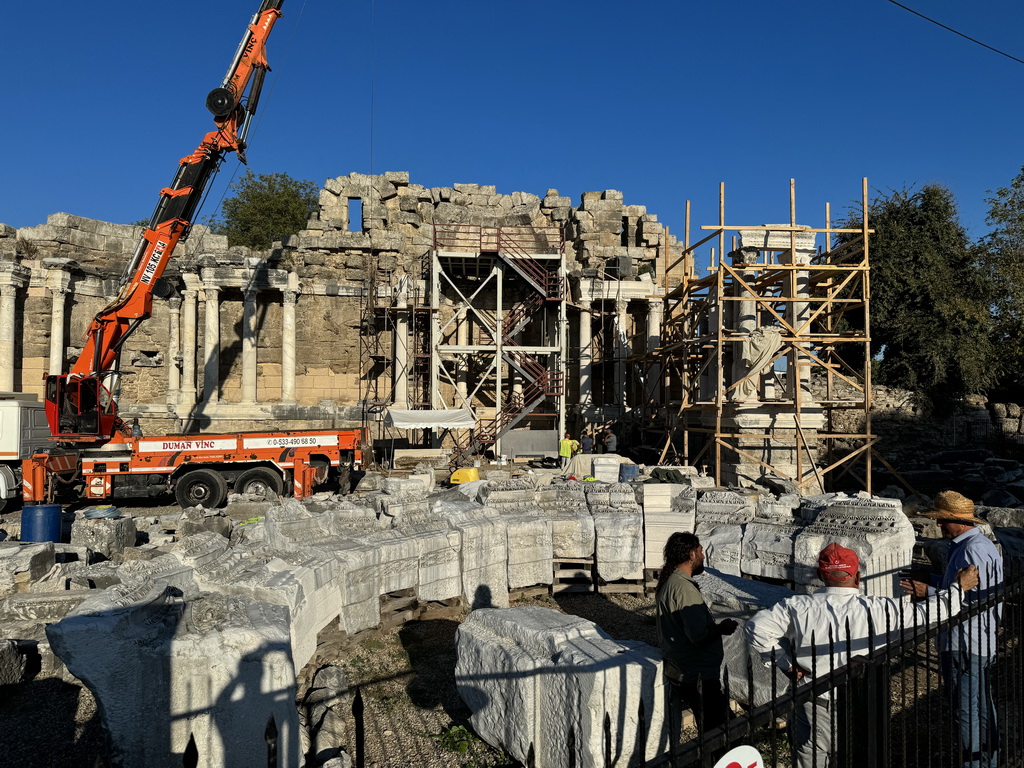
[
  {"left": 180, "top": 288, "right": 198, "bottom": 408},
  {"left": 0, "top": 285, "right": 17, "bottom": 391},
  {"left": 647, "top": 299, "right": 663, "bottom": 405},
  {"left": 281, "top": 285, "right": 298, "bottom": 404},
  {"left": 393, "top": 277, "right": 409, "bottom": 408},
  {"left": 613, "top": 299, "right": 629, "bottom": 410},
  {"left": 578, "top": 298, "right": 592, "bottom": 408},
  {"left": 46, "top": 279, "right": 71, "bottom": 376},
  {"left": 0, "top": 264, "right": 29, "bottom": 391},
  {"left": 241, "top": 288, "right": 258, "bottom": 404},
  {"left": 202, "top": 283, "right": 220, "bottom": 405},
  {"left": 167, "top": 296, "right": 181, "bottom": 405}
]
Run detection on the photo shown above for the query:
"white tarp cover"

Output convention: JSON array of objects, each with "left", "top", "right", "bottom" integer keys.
[{"left": 385, "top": 408, "right": 476, "bottom": 430}]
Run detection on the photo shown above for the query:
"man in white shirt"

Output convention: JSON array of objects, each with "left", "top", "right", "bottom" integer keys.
[{"left": 746, "top": 542, "right": 978, "bottom": 768}]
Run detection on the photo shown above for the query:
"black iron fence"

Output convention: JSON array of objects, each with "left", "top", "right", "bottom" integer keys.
[{"left": 669, "top": 559, "right": 1022, "bottom": 768}]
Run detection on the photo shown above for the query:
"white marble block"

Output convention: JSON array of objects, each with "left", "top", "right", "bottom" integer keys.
[
  {"left": 793, "top": 494, "right": 914, "bottom": 597},
  {"left": 502, "top": 510, "right": 554, "bottom": 589},
  {"left": 448, "top": 506, "right": 510, "bottom": 609},
  {"left": 591, "top": 506, "right": 644, "bottom": 581},
  {"left": 695, "top": 491, "right": 756, "bottom": 576},
  {"left": 741, "top": 495, "right": 803, "bottom": 581},
  {"left": 47, "top": 584, "right": 300, "bottom": 768},
  {"left": 642, "top": 485, "right": 697, "bottom": 568},
  {"left": 455, "top": 606, "right": 665, "bottom": 768}
]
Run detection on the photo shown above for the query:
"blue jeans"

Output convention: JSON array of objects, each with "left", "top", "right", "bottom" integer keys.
[{"left": 940, "top": 651, "right": 998, "bottom": 768}]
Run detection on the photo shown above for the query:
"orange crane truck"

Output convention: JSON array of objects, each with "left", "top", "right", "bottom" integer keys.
[{"left": 22, "top": 0, "right": 364, "bottom": 509}]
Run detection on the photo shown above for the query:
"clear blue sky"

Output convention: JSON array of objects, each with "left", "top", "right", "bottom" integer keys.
[{"left": 3, "top": 0, "right": 1023, "bottom": 241}]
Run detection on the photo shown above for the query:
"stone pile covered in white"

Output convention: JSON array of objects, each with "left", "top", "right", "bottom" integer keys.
[
  {"left": 455, "top": 606, "right": 665, "bottom": 768},
  {"left": 4, "top": 476, "right": 932, "bottom": 768},
  {"left": 695, "top": 491, "right": 756, "bottom": 576},
  {"left": 479, "top": 477, "right": 537, "bottom": 510},
  {"left": 435, "top": 502, "right": 510, "bottom": 609},
  {"left": 500, "top": 508, "right": 554, "bottom": 589},
  {"left": 793, "top": 494, "right": 914, "bottom": 597},
  {"left": 537, "top": 484, "right": 595, "bottom": 558},
  {"left": 741, "top": 495, "right": 804, "bottom": 581},
  {"left": 641, "top": 483, "right": 697, "bottom": 568}
]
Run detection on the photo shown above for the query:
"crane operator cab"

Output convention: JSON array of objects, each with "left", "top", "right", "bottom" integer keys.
[{"left": 45, "top": 374, "right": 119, "bottom": 442}]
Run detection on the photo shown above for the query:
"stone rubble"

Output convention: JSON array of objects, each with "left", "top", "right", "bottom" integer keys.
[{"left": 0, "top": 470, "right": 1022, "bottom": 766}]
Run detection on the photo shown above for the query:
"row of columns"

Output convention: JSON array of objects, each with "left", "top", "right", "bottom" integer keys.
[
  {"left": 174, "top": 278, "right": 299, "bottom": 408},
  {"left": 577, "top": 297, "right": 662, "bottom": 411}
]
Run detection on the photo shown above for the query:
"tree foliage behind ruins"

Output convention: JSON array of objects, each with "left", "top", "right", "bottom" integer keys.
[
  {"left": 838, "top": 185, "right": 998, "bottom": 405},
  {"left": 980, "top": 165, "right": 1024, "bottom": 398},
  {"left": 206, "top": 170, "right": 319, "bottom": 249}
]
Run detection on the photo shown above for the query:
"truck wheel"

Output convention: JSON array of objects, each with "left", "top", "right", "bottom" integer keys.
[
  {"left": 174, "top": 469, "right": 228, "bottom": 509},
  {"left": 234, "top": 467, "right": 283, "bottom": 500}
]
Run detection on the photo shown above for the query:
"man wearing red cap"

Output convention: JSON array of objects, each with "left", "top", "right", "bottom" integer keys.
[{"left": 746, "top": 542, "right": 978, "bottom": 768}]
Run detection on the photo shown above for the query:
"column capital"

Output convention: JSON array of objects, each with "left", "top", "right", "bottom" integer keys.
[
  {"left": 614, "top": 298, "right": 629, "bottom": 314},
  {"left": 283, "top": 289, "right": 298, "bottom": 306},
  {"left": 182, "top": 271, "right": 203, "bottom": 292},
  {"left": 46, "top": 271, "right": 72, "bottom": 295},
  {"left": 0, "top": 261, "right": 30, "bottom": 290},
  {"left": 648, "top": 299, "right": 664, "bottom": 317},
  {"left": 168, "top": 296, "right": 182, "bottom": 311},
  {"left": 182, "top": 288, "right": 198, "bottom": 301}
]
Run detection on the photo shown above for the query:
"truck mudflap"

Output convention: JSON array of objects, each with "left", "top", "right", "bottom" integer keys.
[{"left": 0, "top": 465, "right": 17, "bottom": 501}]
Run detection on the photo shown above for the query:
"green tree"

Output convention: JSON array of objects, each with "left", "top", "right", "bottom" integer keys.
[
  {"left": 980, "top": 166, "right": 1024, "bottom": 395},
  {"left": 207, "top": 170, "right": 318, "bottom": 249},
  {"left": 838, "top": 185, "right": 998, "bottom": 404}
]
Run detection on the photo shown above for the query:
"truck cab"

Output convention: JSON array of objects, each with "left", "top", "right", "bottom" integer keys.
[{"left": 0, "top": 393, "right": 52, "bottom": 512}]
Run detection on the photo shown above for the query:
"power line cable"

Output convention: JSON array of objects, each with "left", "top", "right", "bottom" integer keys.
[{"left": 884, "top": 0, "right": 1024, "bottom": 66}]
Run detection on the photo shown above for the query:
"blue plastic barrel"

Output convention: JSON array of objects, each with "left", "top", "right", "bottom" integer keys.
[
  {"left": 618, "top": 464, "right": 640, "bottom": 483},
  {"left": 21, "top": 504, "right": 63, "bottom": 543}
]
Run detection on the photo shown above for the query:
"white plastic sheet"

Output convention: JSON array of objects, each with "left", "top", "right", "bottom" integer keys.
[{"left": 385, "top": 408, "right": 476, "bottom": 430}]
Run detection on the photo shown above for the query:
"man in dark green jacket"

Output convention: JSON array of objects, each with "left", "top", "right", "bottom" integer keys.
[{"left": 656, "top": 532, "right": 738, "bottom": 745}]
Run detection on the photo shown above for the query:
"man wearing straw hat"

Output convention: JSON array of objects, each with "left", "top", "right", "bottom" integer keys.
[
  {"left": 747, "top": 542, "right": 978, "bottom": 768},
  {"left": 906, "top": 490, "right": 1003, "bottom": 768}
]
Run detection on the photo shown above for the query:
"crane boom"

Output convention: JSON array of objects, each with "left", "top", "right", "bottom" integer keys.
[{"left": 47, "top": 0, "right": 284, "bottom": 444}]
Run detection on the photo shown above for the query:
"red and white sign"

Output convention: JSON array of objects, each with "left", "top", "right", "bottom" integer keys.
[
  {"left": 242, "top": 434, "right": 339, "bottom": 450},
  {"left": 137, "top": 438, "right": 237, "bottom": 453},
  {"left": 713, "top": 745, "right": 763, "bottom": 768}
]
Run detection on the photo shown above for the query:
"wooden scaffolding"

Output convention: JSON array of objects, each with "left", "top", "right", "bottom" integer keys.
[{"left": 654, "top": 179, "right": 879, "bottom": 493}]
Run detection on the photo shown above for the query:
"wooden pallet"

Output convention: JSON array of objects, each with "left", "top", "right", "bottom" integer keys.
[
  {"left": 509, "top": 584, "right": 552, "bottom": 601},
  {"left": 596, "top": 578, "right": 646, "bottom": 597},
  {"left": 644, "top": 568, "right": 661, "bottom": 595},
  {"left": 418, "top": 596, "right": 464, "bottom": 621},
  {"left": 553, "top": 557, "right": 596, "bottom": 594}
]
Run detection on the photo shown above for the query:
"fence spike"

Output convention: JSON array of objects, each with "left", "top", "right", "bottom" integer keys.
[
  {"left": 264, "top": 716, "right": 278, "bottom": 768},
  {"left": 353, "top": 685, "right": 365, "bottom": 768},
  {"left": 604, "top": 711, "right": 612, "bottom": 768},
  {"left": 183, "top": 733, "right": 199, "bottom": 768}
]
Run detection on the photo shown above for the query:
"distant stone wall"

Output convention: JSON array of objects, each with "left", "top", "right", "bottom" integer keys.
[{"left": 0, "top": 172, "right": 676, "bottom": 436}]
